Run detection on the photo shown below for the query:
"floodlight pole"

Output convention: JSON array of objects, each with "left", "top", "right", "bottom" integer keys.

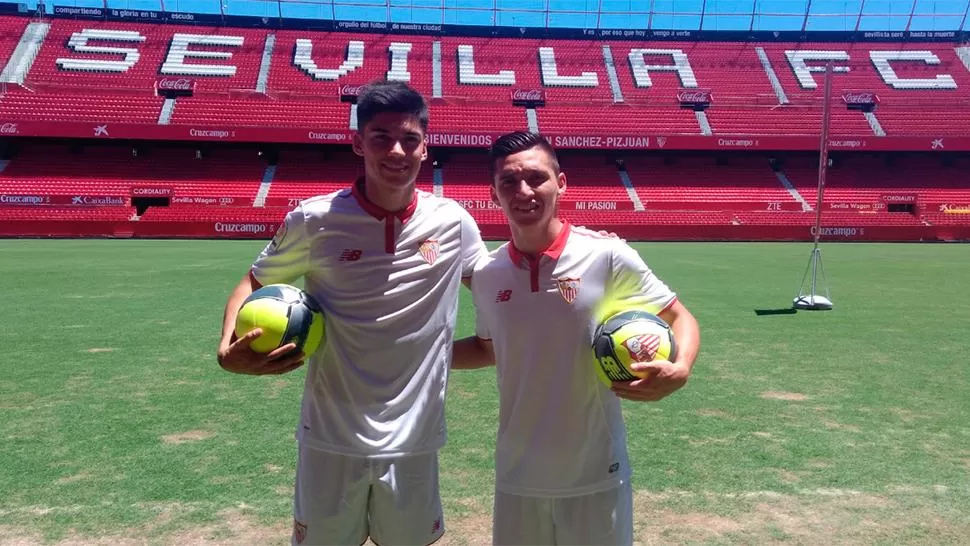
[
  {"left": 905, "top": 0, "right": 918, "bottom": 32},
  {"left": 812, "top": 61, "right": 833, "bottom": 248},
  {"left": 855, "top": 0, "right": 866, "bottom": 32},
  {"left": 794, "top": 62, "right": 834, "bottom": 311}
]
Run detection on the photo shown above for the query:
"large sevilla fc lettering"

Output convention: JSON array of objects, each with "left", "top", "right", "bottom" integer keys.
[{"left": 12, "top": 20, "right": 969, "bottom": 95}]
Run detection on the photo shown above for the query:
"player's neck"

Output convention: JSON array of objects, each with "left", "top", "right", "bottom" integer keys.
[
  {"left": 362, "top": 175, "right": 415, "bottom": 213},
  {"left": 510, "top": 218, "right": 564, "bottom": 257}
]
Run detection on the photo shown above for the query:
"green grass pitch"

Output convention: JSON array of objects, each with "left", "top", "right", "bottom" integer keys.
[{"left": 1, "top": 239, "right": 968, "bottom": 544}]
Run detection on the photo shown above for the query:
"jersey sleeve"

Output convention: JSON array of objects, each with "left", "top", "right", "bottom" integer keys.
[
  {"left": 471, "top": 276, "right": 492, "bottom": 341},
  {"left": 458, "top": 206, "right": 488, "bottom": 278},
  {"left": 250, "top": 206, "right": 311, "bottom": 285},
  {"left": 608, "top": 241, "right": 677, "bottom": 315},
  {"left": 474, "top": 303, "right": 491, "bottom": 341}
]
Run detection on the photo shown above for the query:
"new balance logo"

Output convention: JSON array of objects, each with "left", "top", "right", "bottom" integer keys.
[
  {"left": 495, "top": 290, "right": 512, "bottom": 302},
  {"left": 338, "top": 249, "right": 362, "bottom": 261}
]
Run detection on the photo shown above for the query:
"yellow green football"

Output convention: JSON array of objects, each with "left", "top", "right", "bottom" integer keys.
[
  {"left": 592, "top": 309, "right": 677, "bottom": 385},
  {"left": 235, "top": 284, "right": 325, "bottom": 356}
]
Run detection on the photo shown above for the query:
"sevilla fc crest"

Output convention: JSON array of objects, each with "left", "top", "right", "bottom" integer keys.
[
  {"left": 623, "top": 334, "right": 660, "bottom": 362},
  {"left": 419, "top": 240, "right": 440, "bottom": 265},
  {"left": 557, "top": 277, "right": 581, "bottom": 304}
]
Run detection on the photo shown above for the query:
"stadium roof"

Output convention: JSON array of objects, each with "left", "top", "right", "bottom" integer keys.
[{"left": 30, "top": 0, "right": 970, "bottom": 32}]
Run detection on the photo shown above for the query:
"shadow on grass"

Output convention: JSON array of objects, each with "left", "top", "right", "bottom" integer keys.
[{"left": 754, "top": 308, "right": 798, "bottom": 316}]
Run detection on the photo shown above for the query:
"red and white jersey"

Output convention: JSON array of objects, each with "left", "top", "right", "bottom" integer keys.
[
  {"left": 472, "top": 223, "right": 677, "bottom": 496},
  {"left": 251, "top": 181, "right": 487, "bottom": 458}
]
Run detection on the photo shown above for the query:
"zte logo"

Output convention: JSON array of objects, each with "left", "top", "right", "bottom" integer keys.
[
  {"left": 339, "top": 249, "right": 363, "bottom": 261},
  {"left": 495, "top": 290, "right": 512, "bottom": 302}
]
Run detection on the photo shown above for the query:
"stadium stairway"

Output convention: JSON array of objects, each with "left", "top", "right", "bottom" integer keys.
[
  {"left": 622, "top": 154, "right": 801, "bottom": 209},
  {"left": 0, "top": 20, "right": 46, "bottom": 85},
  {"left": 253, "top": 164, "right": 277, "bottom": 207},
  {"left": 772, "top": 169, "right": 813, "bottom": 211}
]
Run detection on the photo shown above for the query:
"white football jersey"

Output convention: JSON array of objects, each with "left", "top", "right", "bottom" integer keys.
[
  {"left": 251, "top": 181, "right": 488, "bottom": 458},
  {"left": 472, "top": 223, "right": 677, "bottom": 496}
]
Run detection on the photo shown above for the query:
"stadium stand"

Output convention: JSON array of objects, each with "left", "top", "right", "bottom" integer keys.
[
  {"left": 0, "top": 144, "right": 264, "bottom": 200},
  {"left": 0, "top": 13, "right": 967, "bottom": 241}
]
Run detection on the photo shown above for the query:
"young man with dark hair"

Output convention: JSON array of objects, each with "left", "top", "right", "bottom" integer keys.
[
  {"left": 453, "top": 131, "right": 700, "bottom": 545},
  {"left": 218, "top": 80, "right": 488, "bottom": 546}
]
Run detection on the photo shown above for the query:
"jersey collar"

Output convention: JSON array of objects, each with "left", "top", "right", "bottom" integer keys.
[
  {"left": 507, "top": 220, "right": 571, "bottom": 266},
  {"left": 351, "top": 177, "right": 418, "bottom": 223}
]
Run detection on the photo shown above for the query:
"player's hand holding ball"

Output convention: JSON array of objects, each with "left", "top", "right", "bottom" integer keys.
[
  {"left": 219, "top": 329, "right": 305, "bottom": 375},
  {"left": 218, "top": 284, "right": 325, "bottom": 375},
  {"left": 611, "top": 358, "right": 690, "bottom": 402},
  {"left": 593, "top": 308, "right": 688, "bottom": 401}
]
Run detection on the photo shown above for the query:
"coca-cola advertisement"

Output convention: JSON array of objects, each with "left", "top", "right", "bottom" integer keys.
[
  {"left": 677, "top": 89, "right": 712, "bottom": 110},
  {"left": 155, "top": 78, "right": 196, "bottom": 97},
  {"left": 0, "top": 122, "right": 18, "bottom": 135},
  {"left": 511, "top": 88, "right": 546, "bottom": 107},
  {"left": 339, "top": 83, "right": 367, "bottom": 103},
  {"left": 842, "top": 90, "right": 879, "bottom": 111}
]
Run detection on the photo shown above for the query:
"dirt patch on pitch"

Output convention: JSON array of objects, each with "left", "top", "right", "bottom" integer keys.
[
  {"left": 159, "top": 508, "right": 290, "bottom": 545},
  {"left": 760, "top": 391, "right": 810, "bottom": 401},
  {"left": 160, "top": 430, "right": 214, "bottom": 444},
  {"left": 5, "top": 488, "right": 965, "bottom": 546},
  {"left": 84, "top": 348, "right": 115, "bottom": 353},
  {"left": 0, "top": 524, "right": 44, "bottom": 546},
  {"left": 631, "top": 488, "right": 970, "bottom": 544},
  {"left": 264, "top": 379, "right": 289, "bottom": 399},
  {"left": 436, "top": 513, "right": 493, "bottom": 546},
  {"left": 696, "top": 408, "right": 733, "bottom": 419},
  {"left": 821, "top": 419, "right": 862, "bottom": 432},
  {"left": 0, "top": 508, "right": 291, "bottom": 546},
  {"left": 54, "top": 472, "right": 92, "bottom": 485}
]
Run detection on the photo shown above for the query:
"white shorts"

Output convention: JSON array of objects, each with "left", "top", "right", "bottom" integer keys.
[
  {"left": 292, "top": 444, "right": 444, "bottom": 546},
  {"left": 492, "top": 481, "right": 633, "bottom": 546}
]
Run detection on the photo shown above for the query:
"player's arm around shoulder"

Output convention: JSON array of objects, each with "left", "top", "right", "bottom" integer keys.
[
  {"left": 608, "top": 241, "right": 701, "bottom": 402},
  {"left": 452, "top": 254, "right": 496, "bottom": 370},
  {"left": 453, "top": 199, "right": 490, "bottom": 282},
  {"left": 452, "top": 336, "right": 495, "bottom": 370}
]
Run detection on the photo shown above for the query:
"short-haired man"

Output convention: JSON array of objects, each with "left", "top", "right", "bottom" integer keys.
[
  {"left": 453, "top": 131, "right": 700, "bottom": 545},
  {"left": 218, "top": 81, "right": 488, "bottom": 545}
]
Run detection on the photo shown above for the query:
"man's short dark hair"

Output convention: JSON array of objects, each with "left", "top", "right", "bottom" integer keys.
[
  {"left": 356, "top": 80, "right": 429, "bottom": 133},
  {"left": 488, "top": 131, "right": 560, "bottom": 182}
]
